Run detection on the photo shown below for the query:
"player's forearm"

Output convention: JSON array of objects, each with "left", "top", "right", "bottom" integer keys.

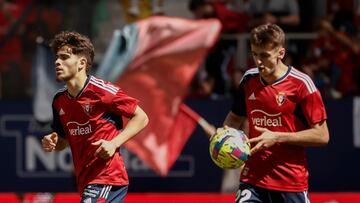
[
  {"left": 223, "top": 111, "right": 246, "bottom": 130},
  {"left": 276, "top": 121, "right": 329, "bottom": 147},
  {"left": 111, "top": 106, "right": 149, "bottom": 148}
]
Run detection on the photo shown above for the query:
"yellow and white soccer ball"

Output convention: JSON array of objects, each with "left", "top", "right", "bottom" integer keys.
[{"left": 209, "top": 127, "right": 250, "bottom": 169}]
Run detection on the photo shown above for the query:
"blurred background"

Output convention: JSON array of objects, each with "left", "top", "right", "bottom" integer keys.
[{"left": 1, "top": 0, "right": 360, "bottom": 202}]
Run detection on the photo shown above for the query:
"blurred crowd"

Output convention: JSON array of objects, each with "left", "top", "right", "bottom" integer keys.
[
  {"left": 1, "top": 0, "right": 360, "bottom": 100},
  {"left": 188, "top": 0, "right": 360, "bottom": 100}
]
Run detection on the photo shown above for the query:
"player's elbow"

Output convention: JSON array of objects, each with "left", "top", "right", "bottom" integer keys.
[
  {"left": 318, "top": 131, "right": 330, "bottom": 146},
  {"left": 134, "top": 106, "right": 149, "bottom": 129},
  {"left": 138, "top": 110, "right": 149, "bottom": 130},
  {"left": 323, "top": 132, "right": 330, "bottom": 145},
  {"left": 315, "top": 120, "right": 329, "bottom": 146},
  {"left": 142, "top": 113, "right": 149, "bottom": 128}
]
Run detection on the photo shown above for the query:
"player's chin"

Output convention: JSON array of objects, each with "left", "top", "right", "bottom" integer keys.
[
  {"left": 55, "top": 75, "right": 66, "bottom": 82},
  {"left": 259, "top": 69, "right": 270, "bottom": 77},
  {"left": 258, "top": 66, "right": 265, "bottom": 71}
]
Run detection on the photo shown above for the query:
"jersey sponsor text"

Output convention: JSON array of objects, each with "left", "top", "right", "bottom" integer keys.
[
  {"left": 67, "top": 121, "right": 92, "bottom": 136},
  {"left": 250, "top": 109, "right": 282, "bottom": 127}
]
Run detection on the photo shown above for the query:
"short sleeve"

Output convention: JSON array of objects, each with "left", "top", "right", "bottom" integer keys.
[
  {"left": 231, "top": 84, "right": 247, "bottom": 116},
  {"left": 300, "top": 90, "right": 327, "bottom": 126},
  {"left": 109, "top": 88, "right": 139, "bottom": 118},
  {"left": 51, "top": 102, "right": 65, "bottom": 137}
]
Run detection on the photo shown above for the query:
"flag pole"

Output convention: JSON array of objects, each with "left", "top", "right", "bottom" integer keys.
[
  {"left": 180, "top": 104, "right": 216, "bottom": 138},
  {"left": 198, "top": 117, "right": 216, "bottom": 138}
]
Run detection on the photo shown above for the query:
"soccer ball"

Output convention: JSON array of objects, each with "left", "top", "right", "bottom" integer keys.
[{"left": 209, "top": 127, "right": 250, "bottom": 169}]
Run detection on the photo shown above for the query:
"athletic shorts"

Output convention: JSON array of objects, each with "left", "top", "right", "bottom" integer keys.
[
  {"left": 236, "top": 182, "right": 310, "bottom": 203},
  {"left": 81, "top": 184, "right": 128, "bottom": 203}
]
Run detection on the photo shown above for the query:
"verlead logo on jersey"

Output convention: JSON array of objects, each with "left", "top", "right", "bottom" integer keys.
[
  {"left": 67, "top": 121, "right": 92, "bottom": 136},
  {"left": 250, "top": 109, "right": 282, "bottom": 127},
  {"left": 276, "top": 92, "right": 286, "bottom": 106}
]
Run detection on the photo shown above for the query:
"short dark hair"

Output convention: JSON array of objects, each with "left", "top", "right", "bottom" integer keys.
[
  {"left": 50, "top": 31, "right": 94, "bottom": 72},
  {"left": 250, "top": 24, "right": 285, "bottom": 48}
]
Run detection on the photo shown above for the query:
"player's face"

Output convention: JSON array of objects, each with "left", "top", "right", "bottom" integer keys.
[
  {"left": 251, "top": 44, "right": 284, "bottom": 79},
  {"left": 54, "top": 46, "right": 83, "bottom": 82}
]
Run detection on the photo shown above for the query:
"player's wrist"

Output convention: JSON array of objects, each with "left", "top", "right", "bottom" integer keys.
[
  {"left": 274, "top": 132, "right": 290, "bottom": 144},
  {"left": 110, "top": 139, "right": 121, "bottom": 148}
]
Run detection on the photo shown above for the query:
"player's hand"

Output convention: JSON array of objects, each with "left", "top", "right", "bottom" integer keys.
[
  {"left": 210, "top": 126, "right": 229, "bottom": 141},
  {"left": 92, "top": 139, "right": 117, "bottom": 159},
  {"left": 248, "top": 126, "right": 278, "bottom": 155},
  {"left": 42, "top": 132, "right": 58, "bottom": 152}
]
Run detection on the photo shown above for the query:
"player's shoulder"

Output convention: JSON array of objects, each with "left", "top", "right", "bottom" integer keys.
[
  {"left": 88, "top": 75, "right": 120, "bottom": 95},
  {"left": 53, "top": 86, "right": 67, "bottom": 100},
  {"left": 240, "top": 68, "right": 259, "bottom": 85},
  {"left": 288, "top": 66, "right": 317, "bottom": 94}
]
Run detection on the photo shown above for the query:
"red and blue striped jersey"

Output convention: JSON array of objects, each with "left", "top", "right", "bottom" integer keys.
[
  {"left": 51, "top": 76, "right": 138, "bottom": 193},
  {"left": 232, "top": 66, "right": 327, "bottom": 192}
]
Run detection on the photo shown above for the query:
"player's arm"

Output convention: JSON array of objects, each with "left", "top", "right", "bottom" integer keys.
[
  {"left": 211, "top": 111, "right": 246, "bottom": 141},
  {"left": 46, "top": 100, "right": 68, "bottom": 151},
  {"left": 223, "top": 111, "right": 247, "bottom": 130},
  {"left": 222, "top": 77, "right": 247, "bottom": 132},
  {"left": 93, "top": 105, "right": 149, "bottom": 159},
  {"left": 212, "top": 111, "right": 248, "bottom": 141},
  {"left": 42, "top": 132, "right": 69, "bottom": 152},
  {"left": 276, "top": 89, "right": 330, "bottom": 146},
  {"left": 271, "top": 120, "right": 329, "bottom": 146},
  {"left": 249, "top": 120, "right": 329, "bottom": 155},
  {"left": 111, "top": 105, "right": 149, "bottom": 147}
]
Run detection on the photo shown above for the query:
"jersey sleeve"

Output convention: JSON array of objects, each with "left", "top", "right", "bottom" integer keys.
[
  {"left": 51, "top": 103, "right": 65, "bottom": 137},
  {"left": 109, "top": 88, "right": 139, "bottom": 118},
  {"left": 231, "top": 83, "right": 247, "bottom": 116},
  {"left": 300, "top": 90, "right": 327, "bottom": 126}
]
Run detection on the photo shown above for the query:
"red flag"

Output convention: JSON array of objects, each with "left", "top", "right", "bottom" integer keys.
[
  {"left": 117, "top": 16, "right": 221, "bottom": 175},
  {"left": 166, "top": 104, "right": 200, "bottom": 170},
  {"left": 124, "top": 104, "right": 200, "bottom": 176}
]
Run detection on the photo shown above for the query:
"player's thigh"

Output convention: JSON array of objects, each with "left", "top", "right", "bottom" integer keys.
[
  {"left": 81, "top": 184, "right": 128, "bottom": 203},
  {"left": 235, "top": 182, "right": 265, "bottom": 203},
  {"left": 105, "top": 185, "right": 128, "bottom": 203},
  {"left": 271, "top": 190, "right": 310, "bottom": 203}
]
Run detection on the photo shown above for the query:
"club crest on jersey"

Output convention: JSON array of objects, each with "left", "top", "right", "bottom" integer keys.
[
  {"left": 82, "top": 103, "right": 92, "bottom": 115},
  {"left": 276, "top": 92, "right": 286, "bottom": 106}
]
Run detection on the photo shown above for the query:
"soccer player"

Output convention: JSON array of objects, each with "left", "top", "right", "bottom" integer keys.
[
  {"left": 41, "top": 31, "right": 149, "bottom": 202},
  {"left": 221, "top": 24, "right": 329, "bottom": 202}
]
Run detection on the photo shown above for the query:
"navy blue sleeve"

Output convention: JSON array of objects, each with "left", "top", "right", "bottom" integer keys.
[
  {"left": 231, "top": 83, "right": 246, "bottom": 116},
  {"left": 51, "top": 103, "right": 65, "bottom": 138}
]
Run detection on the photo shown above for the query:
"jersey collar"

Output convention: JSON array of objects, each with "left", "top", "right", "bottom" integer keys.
[
  {"left": 260, "top": 65, "right": 291, "bottom": 86},
  {"left": 67, "top": 75, "right": 91, "bottom": 98}
]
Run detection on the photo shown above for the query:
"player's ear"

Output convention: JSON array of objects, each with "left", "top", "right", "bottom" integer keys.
[
  {"left": 79, "top": 58, "right": 87, "bottom": 71},
  {"left": 278, "top": 47, "right": 285, "bottom": 59}
]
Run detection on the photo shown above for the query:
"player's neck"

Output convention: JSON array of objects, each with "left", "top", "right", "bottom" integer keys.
[
  {"left": 66, "top": 73, "right": 88, "bottom": 97},
  {"left": 273, "top": 62, "right": 289, "bottom": 80}
]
